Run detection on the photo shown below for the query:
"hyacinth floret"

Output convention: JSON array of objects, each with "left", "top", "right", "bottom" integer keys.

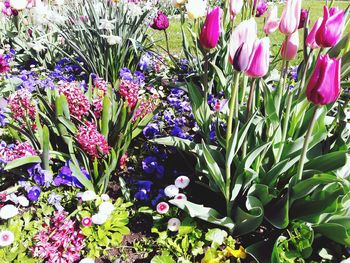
[
  {"left": 32, "top": 211, "right": 85, "bottom": 263},
  {"left": 58, "top": 82, "right": 90, "bottom": 119},
  {"left": 76, "top": 122, "right": 110, "bottom": 159}
]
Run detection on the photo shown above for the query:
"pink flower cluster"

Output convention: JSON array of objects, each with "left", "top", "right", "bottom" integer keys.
[
  {"left": 133, "top": 93, "right": 159, "bottom": 122},
  {"left": 58, "top": 82, "right": 90, "bottom": 120},
  {"left": 8, "top": 89, "right": 36, "bottom": 122},
  {"left": 119, "top": 80, "right": 140, "bottom": 107},
  {"left": 0, "top": 141, "right": 37, "bottom": 163},
  {"left": 92, "top": 77, "right": 108, "bottom": 118},
  {"left": 76, "top": 122, "right": 110, "bottom": 159},
  {"left": 0, "top": 54, "right": 10, "bottom": 74},
  {"left": 32, "top": 211, "right": 85, "bottom": 263}
]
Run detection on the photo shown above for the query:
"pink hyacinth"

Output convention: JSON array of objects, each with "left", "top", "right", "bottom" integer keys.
[
  {"left": 119, "top": 153, "right": 128, "bottom": 170},
  {"left": 76, "top": 122, "right": 110, "bottom": 159},
  {"left": 0, "top": 54, "right": 10, "bottom": 73},
  {"left": 92, "top": 77, "right": 108, "bottom": 119},
  {"left": 8, "top": 89, "right": 36, "bottom": 122},
  {"left": 32, "top": 211, "right": 85, "bottom": 263},
  {"left": 58, "top": 82, "right": 90, "bottom": 120},
  {"left": 119, "top": 80, "right": 140, "bottom": 108},
  {"left": 132, "top": 92, "right": 160, "bottom": 122},
  {"left": 0, "top": 141, "right": 37, "bottom": 163}
]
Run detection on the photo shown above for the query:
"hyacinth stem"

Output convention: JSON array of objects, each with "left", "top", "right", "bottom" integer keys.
[
  {"left": 296, "top": 106, "right": 320, "bottom": 181},
  {"left": 225, "top": 72, "right": 240, "bottom": 217},
  {"left": 276, "top": 89, "right": 293, "bottom": 162}
]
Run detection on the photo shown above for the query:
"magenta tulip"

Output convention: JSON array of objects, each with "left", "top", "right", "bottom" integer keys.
[
  {"left": 150, "top": 11, "right": 169, "bottom": 30},
  {"left": 306, "top": 18, "right": 322, "bottom": 49},
  {"left": 306, "top": 54, "right": 341, "bottom": 105},
  {"left": 315, "top": 6, "right": 345, "bottom": 48},
  {"left": 298, "top": 8, "right": 309, "bottom": 29},
  {"left": 279, "top": 0, "right": 301, "bottom": 35},
  {"left": 229, "top": 18, "right": 257, "bottom": 71},
  {"left": 245, "top": 37, "right": 270, "bottom": 78},
  {"left": 263, "top": 5, "right": 279, "bottom": 35},
  {"left": 199, "top": 7, "right": 221, "bottom": 49},
  {"left": 229, "top": 0, "right": 243, "bottom": 19},
  {"left": 254, "top": 0, "right": 268, "bottom": 17},
  {"left": 281, "top": 30, "right": 299, "bottom": 61}
]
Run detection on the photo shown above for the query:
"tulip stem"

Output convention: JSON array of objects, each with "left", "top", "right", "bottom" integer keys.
[
  {"left": 297, "top": 49, "right": 313, "bottom": 99},
  {"left": 276, "top": 88, "right": 293, "bottom": 162},
  {"left": 276, "top": 35, "right": 289, "bottom": 115},
  {"left": 296, "top": 106, "right": 320, "bottom": 181},
  {"left": 164, "top": 30, "right": 170, "bottom": 57},
  {"left": 225, "top": 72, "right": 240, "bottom": 217},
  {"left": 204, "top": 51, "right": 209, "bottom": 100}
]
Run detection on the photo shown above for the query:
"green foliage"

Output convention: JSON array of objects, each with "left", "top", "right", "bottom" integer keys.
[
  {"left": 78, "top": 198, "right": 131, "bottom": 259},
  {"left": 58, "top": 0, "right": 152, "bottom": 85}
]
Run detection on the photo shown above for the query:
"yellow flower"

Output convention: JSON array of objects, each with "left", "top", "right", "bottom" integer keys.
[{"left": 225, "top": 245, "right": 247, "bottom": 259}]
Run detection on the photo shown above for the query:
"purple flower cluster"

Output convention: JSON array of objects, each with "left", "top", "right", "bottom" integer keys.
[
  {"left": 119, "top": 68, "right": 145, "bottom": 86},
  {"left": 53, "top": 161, "right": 91, "bottom": 189},
  {"left": 142, "top": 156, "right": 165, "bottom": 179}
]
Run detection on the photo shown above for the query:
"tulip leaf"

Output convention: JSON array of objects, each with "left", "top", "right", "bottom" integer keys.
[{"left": 169, "top": 199, "right": 235, "bottom": 230}]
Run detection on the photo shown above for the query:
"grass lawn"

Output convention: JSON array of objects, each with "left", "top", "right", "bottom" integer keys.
[{"left": 150, "top": 1, "right": 350, "bottom": 64}]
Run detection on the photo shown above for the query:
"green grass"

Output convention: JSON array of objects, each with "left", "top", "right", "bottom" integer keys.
[{"left": 152, "top": 1, "right": 350, "bottom": 63}]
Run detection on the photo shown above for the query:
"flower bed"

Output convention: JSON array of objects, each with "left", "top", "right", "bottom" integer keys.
[{"left": 0, "top": 0, "right": 350, "bottom": 262}]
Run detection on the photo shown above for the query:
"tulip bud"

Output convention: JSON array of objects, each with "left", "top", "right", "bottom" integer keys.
[
  {"left": 305, "top": 18, "right": 322, "bottom": 49},
  {"left": 186, "top": 0, "right": 207, "bottom": 20},
  {"left": 263, "top": 5, "right": 279, "bottom": 35},
  {"left": 281, "top": 30, "right": 299, "bottom": 61},
  {"left": 254, "top": 0, "right": 267, "bottom": 17},
  {"left": 315, "top": 6, "right": 345, "bottom": 48},
  {"left": 150, "top": 11, "right": 169, "bottom": 31},
  {"left": 279, "top": 0, "right": 301, "bottom": 35},
  {"left": 245, "top": 37, "right": 270, "bottom": 78},
  {"left": 199, "top": 7, "right": 221, "bottom": 49},
  {"left": 229, "top": 0, "right": 243, "bottom": 19},
  {"left": 229, "top": 18, "right": 257, "bottom": 70},
  {"left": 306, "top": 54, "right": 341, "bottom": 105},
  {"left": 298, "top": 8, "right": 308, "bottom": 29}
]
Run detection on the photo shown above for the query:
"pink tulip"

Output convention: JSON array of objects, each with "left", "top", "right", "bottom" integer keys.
[
  {"left": 199, "top": 7, "right": 222, "bottom": 49},
  {"left": 245, "top": 37, "right": 270, "bottom": 78},
  {"left": 279, "top": 0, "right": 301, "bottom": 35},
  {"left": 315, "top": 6, "right": 345, "bottom": 48},
  {"left": 263, "top": 5, "right": 279, "bottom": 35},
  {"left": 229, "top": 0, "right": 243, "bottom": 19},
  {"left": 281, "top": 30, "right": 299, "bottom": 61},
  {"left": 306, "top": 18, "right": 322, "bottom": 49},
  {"left": 306, "top": 54, "right": 340, "bottom": 105},
  {"left": 229, "top": 18, "right": 257, "bottom": 71}
]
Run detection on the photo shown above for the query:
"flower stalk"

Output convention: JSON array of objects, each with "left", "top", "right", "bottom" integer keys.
[{"left": 296, "top": 106, "right": 321, "bottom": 181}]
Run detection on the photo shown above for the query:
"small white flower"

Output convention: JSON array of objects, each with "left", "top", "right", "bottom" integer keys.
[
  {"left": 99, "top": 19, "right": 115, "bottom": 31},
  {"left": 167, "top": 218, "right": 181, "bottom": 232},
  {"left": 81, "top": 190, "right": 97, "bottom": 201},
  {"left": 10, "top": 0, "right": 28, "bottom": 10},
  {"left": 101, "top": 35, "right": 122, "bottom": 46},
  {"left": 101, "top": 194, "right": 110, "bottom": 201},
  {"left": 341, "top": 259, "right": 350, "bottom": 263},
  {"left": 174, "top": 176, "right": 190, "bottom": 189},
  {"left": 79, "top": 258, "right": 95, "bottom": 263},
  {"left": 0, "top": 230, "right": 14, "bottom": 247},
  {"left": 186, "top": 0, "right": 207, "bottom": 20},
  {"left": 174, "top": 193, "right": 187, "bottom": 201},
  {"left": 55, "top": 0, "right": 65, "bottom": 5},
  {"left": 91, "top": 213, "right": 108, "bottom": 225},
  {"left": 17, "top": 196, "right": 29, "bottom": 207},
  {"left": 156, "top": 202, "right": 169, "bottom": 214},
  {"left": 98, "top": 202, "right": 115, "bottom": 216},
  {"left": 164, "top": 185, "right": 179, "bottom": 198},
  {"left": 0, "top": 204, "right": 19, "bottom": 220}
]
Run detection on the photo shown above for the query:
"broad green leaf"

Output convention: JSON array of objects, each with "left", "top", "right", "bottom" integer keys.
[
  {"left": 170, "top": 199, "right": 234, "bottom": 230},
  {"left": 5, "top": 156, "right": 41, "bottom": 170}
]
